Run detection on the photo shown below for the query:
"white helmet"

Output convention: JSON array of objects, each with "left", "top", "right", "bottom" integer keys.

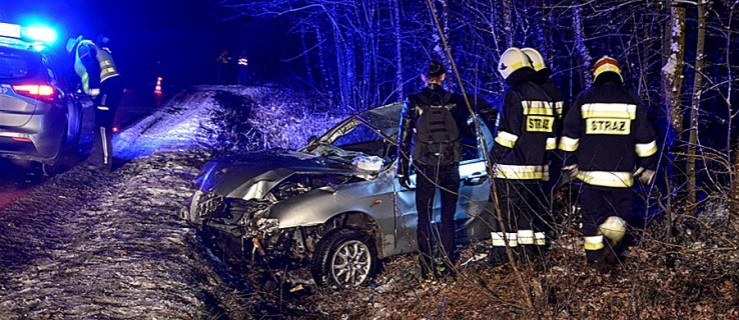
[
  {"left": 498, "top": 47, "right": 532, "bottom": 80},
  {"left": 599, "top": 216, "right": 627, "bottom": 243},
  {"left": 521, "top": 47, "right": 546, "bottom": 71}
]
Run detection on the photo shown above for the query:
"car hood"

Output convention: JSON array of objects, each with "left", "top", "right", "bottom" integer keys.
[{"left": 196, "top": 150, "right": 360, "bottom": 200}]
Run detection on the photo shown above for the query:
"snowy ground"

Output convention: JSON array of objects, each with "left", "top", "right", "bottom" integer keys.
[{"left": 0, "top": 86, "right": 250, "bottom": 319}]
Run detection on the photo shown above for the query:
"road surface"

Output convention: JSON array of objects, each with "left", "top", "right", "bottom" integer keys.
[{"left": 0, "top": 88, "right": 164, "bottom": 210}]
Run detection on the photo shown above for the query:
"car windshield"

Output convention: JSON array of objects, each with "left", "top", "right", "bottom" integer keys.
[
  {"left": 306, "top": 102, "right": 403, "bottom": 163},
  {"left": 306, "top": 101, "right": 493, "bottom": 164},
  {"left": 354, "top": 102, "right": 403, "bottom": 140}
]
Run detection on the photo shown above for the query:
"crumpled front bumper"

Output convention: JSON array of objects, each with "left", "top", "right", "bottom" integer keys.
[{"left": 182, "top": 190, "right": 293, "bottom": 259}]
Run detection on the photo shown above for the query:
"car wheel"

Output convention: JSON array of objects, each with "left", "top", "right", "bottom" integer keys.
[
  {"left": 311, "top": 229, "right": 378, "bottom": 288},
  {"left": 43, "top": 121, "right": 72, "bottom": 175}
]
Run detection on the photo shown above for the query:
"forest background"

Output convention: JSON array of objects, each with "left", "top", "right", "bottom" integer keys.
[{"left": 208, "top": 1, "right": 738, "bottom": 318}]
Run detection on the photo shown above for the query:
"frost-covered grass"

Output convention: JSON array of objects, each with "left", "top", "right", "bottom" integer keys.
[{"left": 202, "top": 85, "right": 348, "bottom": 157}]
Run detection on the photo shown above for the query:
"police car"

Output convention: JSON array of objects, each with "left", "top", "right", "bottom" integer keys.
[{"left": 0, "top": 22, "right": 90, "bottom": 173}]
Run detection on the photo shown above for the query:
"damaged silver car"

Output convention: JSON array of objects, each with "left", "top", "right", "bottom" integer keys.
[{"left": 183, "top": 102, "right": 496, "bottom": 288}]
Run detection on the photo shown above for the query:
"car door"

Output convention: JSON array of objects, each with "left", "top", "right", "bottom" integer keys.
[
  {"left": 455, "top": 119, "right": 495, "bottom": 242},
  {"left": 394, "top": 116, "right": 495, "bottom": 251}
]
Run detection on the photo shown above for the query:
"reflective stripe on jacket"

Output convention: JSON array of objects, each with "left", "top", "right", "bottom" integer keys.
[
  {"left": 74, "top": 40, "right": 120, "bottom": 95},
  {"left": 491, "top": 68, "right": 557, "bottom": 180},
  {"left": 559, "top": 82, "right": 658, "bottom": 188}
]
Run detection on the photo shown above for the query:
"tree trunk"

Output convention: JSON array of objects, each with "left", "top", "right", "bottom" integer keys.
[
  {"left": 393, "top": 0, "right": 404, "bottom": 102},
  {"left": 502, "top": 0, "right": 514, "bottom": 47},
  {"left": 540, "top": 0, "right": 553, "bottom": 66},
  {"left": 662, "top": 3, "right": 686, "bottom": 135},
  {"left": 686, "top": 2, "right": 707, "bottom": 214},
  {"left": 301, "top": 30, "right": 314, "bottom": 86},
  {"left": 315, "top": 27, "right": 333, "bottom": 101},
  {"left": 662, "top": 1, "right": 687, "bottom": 223},
  {"left": 726, "top": 3, "right": 738, "bottom": 217},
  {"left": 430, "top": 0, "right": 450, "bottom": 65},
  {"left": 573, "top": 6, "right": 592, "bottom": 88}
]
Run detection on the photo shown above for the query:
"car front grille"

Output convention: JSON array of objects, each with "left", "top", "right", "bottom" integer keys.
[
  {"left": 196, "top": 192, "right": 272, "bottom": 225},
  {"left": 196, "top": 191, "right": 227, "bottom": 219}
]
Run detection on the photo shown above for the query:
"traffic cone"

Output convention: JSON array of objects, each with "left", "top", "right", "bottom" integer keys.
[{"left": 154, "top": 76, "right": 163, "bottom": 94}]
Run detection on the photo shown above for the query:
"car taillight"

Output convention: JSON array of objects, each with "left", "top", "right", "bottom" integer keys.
[{"left": 12, "top": 84, "right": 55, "bottom": 103}]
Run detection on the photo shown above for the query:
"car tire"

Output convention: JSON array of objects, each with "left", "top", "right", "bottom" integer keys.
[
  {"left": 311, "top": 228, "right": 378, "bottom": 288},
  {"left": 43, "top": 120, "right": 74, "bottom": 176}
]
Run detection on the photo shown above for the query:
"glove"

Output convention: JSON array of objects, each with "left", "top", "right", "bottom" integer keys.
[
  {"left": 399, "top": 175, "right": 412, "bottom": 189},
  {"left": 89, "top": 88, "right": 100, "bottom": 97},
  {"left": 634, "top": 167, "right": 656, "bottom": 184},
  {"left": 562, "top": 164, "right": 579, "bottom": 178}
]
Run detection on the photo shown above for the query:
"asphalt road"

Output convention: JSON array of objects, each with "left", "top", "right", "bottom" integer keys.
[{"left": 0, "top": 88, "right": 166, "bottom": 210}]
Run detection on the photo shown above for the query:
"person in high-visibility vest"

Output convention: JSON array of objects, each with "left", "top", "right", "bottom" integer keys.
[
  {"left": 66, "top": 35, "right": 122, "bottom": 172},
  {"left": 237, "top": 51, "right": 249, "bottom": 85}
]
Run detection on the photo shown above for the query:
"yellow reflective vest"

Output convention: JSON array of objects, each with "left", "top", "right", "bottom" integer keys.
[{"left": 74, "top": 40, "right": 120, "bottom": 95}]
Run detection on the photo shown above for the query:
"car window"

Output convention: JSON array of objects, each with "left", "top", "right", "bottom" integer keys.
[
  {"left": 333, "top": 121, "right": 396, "bottom": 159},
  {"left": 461, "top": 119, "right": 494, "bottom": 161},
  {"left": 334, "top": 122, "right": 383, "bottom": 147},
  {"left": 356, "top": 102, "right": 403, "bottom": 140},
  {"left": 0, "top": 48, "right": 39, "bottom": 80},
  {"left": 461, "top": 140, "right": 479, "bottom": 161}
]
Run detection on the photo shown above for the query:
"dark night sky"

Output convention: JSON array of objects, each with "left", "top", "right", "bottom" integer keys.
[{"left": 1, "top": 0, "right": 288, "bottom": 87}]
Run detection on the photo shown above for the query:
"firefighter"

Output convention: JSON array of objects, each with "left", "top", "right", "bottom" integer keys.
[
  {"left": 66, "top": 35, "right": 122, "bottom": 172},
  {"left": 397, "top": 60, "right": 476, "bottom": 279},
  {"left": 521, "top": 48, "right": 564, "bottom": 129},
  {"left": 521, "top": 47, "right": 565, "bottom": 248},
  {"left": 488, "top": 47, "right": 557, "bottom": 266},
  {"left": 558, "top": 56, "right": 658, "bottom": 272},
  {"left": 237, "top": 51, "right": 249, "bottom": 85}
]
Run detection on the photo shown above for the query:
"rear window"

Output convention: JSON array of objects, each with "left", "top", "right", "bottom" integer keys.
[{"left": 0, "top": 48, "right": 39, "bottom": 80}]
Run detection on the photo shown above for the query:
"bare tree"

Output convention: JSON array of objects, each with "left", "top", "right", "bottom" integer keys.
[{"left": 687, "top": 1, "right": 708, "bottom": 212}]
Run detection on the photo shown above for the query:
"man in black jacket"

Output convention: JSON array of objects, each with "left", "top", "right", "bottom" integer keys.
[
  {"left": 397, "top": 61, "right": 478, "bottom": 278},
  {"left": 558, "top": 56, "right": 658, "bottom": 272},
  {"left": 488, "top": 47, "right": 557, "bottom": 266}
]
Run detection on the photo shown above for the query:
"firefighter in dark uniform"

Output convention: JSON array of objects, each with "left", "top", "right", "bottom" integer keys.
[
  {"left": 558, "top": 56, "right": 658, "bottom": 271},
  {"left": 67, "top": 35, "right": 122, "bottom": 172},
  {"left": 521, "top": 47, "right": 565, "bottom": 248},
  {"left": 521, "top": 48, "right": 564, "bottom": 131},
  {"left": 488, "top": 47, "right": 557, "bottom": 266},
  {"left": 398, "top": 61, "right": 477, "bottom": 279}
]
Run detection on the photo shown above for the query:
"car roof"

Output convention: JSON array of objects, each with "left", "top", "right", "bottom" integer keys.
[{"left": 0, "top": 36, "right": 41, "bottom": 52}]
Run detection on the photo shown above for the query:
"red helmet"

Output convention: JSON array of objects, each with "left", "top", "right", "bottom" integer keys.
[{"left": 592, "top": 56, "right": 623, "bottom": 82}]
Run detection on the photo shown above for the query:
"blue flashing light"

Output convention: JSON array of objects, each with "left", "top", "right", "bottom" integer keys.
[{"left": 21, "top": 25, "right": 58, "bottom": 44}]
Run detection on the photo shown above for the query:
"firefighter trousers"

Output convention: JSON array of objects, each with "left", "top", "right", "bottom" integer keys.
[
  {"left": 490, "top": 179, "right": 548, "bottom": 260},
  {"left": 580, "top": 185, "right": 632, "bottom": 262}
]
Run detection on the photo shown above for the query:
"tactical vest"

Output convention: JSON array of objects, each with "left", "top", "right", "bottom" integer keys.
[
  {"left": 74, "top": 40, "right": 120, "bottom": 95},
  {"left": 413, "top": 92, "right": 461, "bottom": 166}
]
